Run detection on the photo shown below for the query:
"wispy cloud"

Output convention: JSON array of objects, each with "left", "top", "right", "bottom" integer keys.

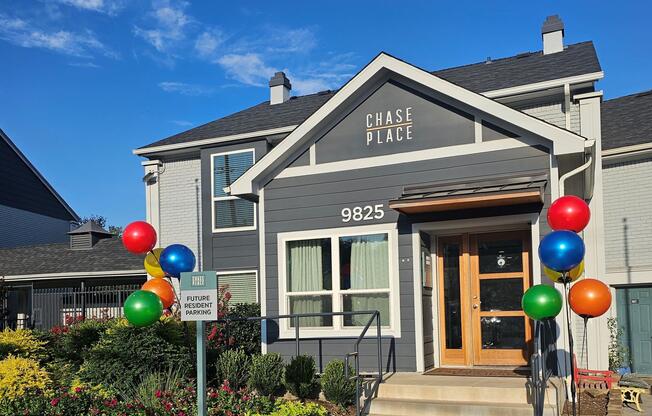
[
  {"left": 134, "top": 0, "right": 192, "bottom": 54},
  {"left": 57, "top": 0, "right": 125, "bottom": 16},
  {"left": 69, "top": 61, "right": 100, "bottom": 68},
  {"left": 158, "top": 81, "right": 214, "bottom": 96},
  {"left": 194, "top": 28, "right": 225, "bottom": 59},
  {"left": 217, "top": 53, "right": 278, "bottom": 87},
  {"left": 0, "top": 13, "right": 118, "bottom": 59},
  {"left": 170, "top": 120, "right": 194, "bottom": 127}
]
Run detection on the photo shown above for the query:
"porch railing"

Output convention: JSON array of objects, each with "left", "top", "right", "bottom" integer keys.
[{"left": 530, "top": 319, "right": 558, "bottom": 416}]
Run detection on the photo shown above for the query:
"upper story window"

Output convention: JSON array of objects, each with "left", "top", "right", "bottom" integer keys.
[{"left": 211, "top": 149, "right": 256, "bottom": 232}]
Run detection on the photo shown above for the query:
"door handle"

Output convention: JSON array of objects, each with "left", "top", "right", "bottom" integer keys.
[{"left": 473, "top": 304, "right": 479, "bottom": 309}]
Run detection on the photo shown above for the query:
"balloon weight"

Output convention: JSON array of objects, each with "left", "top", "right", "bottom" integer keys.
[
  {"left": 522, "top": 285, "right": 563, "bottom": 320},
  {"left": 569, "top": 278, "right": 612, "bottom": 319},
  {"left": 123, "top": 290, "right": 163, "bottom": 327},
  {"left": 144, "top": 248, "right": 165, "bottom": 278},
  {"left": 538, "top": 230, "right": 585, "bottom": 272},
  {"left": 123, "top": 221, "right": 157, "bottom": 254},
  {"left": 142, "top": 278, "right": 176, "bottom": 309},
  {"left": 547, "top": 195, "right": 591, "bottom": 233},
  {"left": 544, "top": 260, "right": 584, "bottom": 283},
  {"left": 159, "top": 244, "right": 196, "bottom": 278}
]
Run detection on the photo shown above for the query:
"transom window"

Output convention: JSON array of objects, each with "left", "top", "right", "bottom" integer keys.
[
  {"left": 211, "top": 149, "right": 256, "bottom": 232},
  {"left": 279, "top": 226, "right": 399, "bottom": 337}
]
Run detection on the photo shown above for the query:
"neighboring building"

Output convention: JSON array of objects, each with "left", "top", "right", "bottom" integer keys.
[
  {"left": 0, "top": 128, "right": 79, "bottom": 247},
  {"left": 135, "top": 14, "right": 646, "bottom": 378}
]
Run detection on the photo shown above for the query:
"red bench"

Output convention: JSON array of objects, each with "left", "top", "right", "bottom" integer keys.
[{"left": 573, "top": 355, "right": 616, "bottom": 390}]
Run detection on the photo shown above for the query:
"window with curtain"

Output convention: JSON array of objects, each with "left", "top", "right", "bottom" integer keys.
[
  {"left": 284, "top": 232, "right": 392, "bottom": 331},
  {"left": 212, "top": 150, "right": 255, "bottom": 231},
  {"left": 217, "top": 271, "right": 258, "bottom": 305}
]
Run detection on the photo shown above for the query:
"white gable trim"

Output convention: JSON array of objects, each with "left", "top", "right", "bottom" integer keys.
[{"left": 231, "top": 53, "right": 587, "bottom": 196}]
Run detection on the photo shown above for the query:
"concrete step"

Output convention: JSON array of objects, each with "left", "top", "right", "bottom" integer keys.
[{"left": 367, "top": 397, "right": 558, "bottom": 416}]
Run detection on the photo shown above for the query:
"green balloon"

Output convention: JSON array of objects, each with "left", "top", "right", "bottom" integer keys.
[
  {"left": 124, "top": 290, "right": 163, "bottom": 327},
  {"left": 522, "top": 284, "right": 562, "bottom": 321}
]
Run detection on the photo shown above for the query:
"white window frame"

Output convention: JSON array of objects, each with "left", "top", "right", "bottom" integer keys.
[
  {"left": 216, "top": 269, "right": 259, "bottom": 304},
  {"left": 278, "top": 223, "right": 401, "bottom": 339},
  {"left": 211, "top": 149, "right": 257, "bottom": 233}
]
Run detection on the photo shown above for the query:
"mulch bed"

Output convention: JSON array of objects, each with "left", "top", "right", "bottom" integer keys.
[
  {"left": 424, "top": 367, "right": 530, "bottom": 377},
  {"left": 562, "top": 390, "right": 609, "bottom": 416}
]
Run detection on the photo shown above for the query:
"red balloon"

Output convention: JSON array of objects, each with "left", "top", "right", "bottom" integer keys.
[
  {"left": 142, "top": 279, "right": 176, "bottom": 309},
  {"left": 547, "top": 195, "right": 591, "bottom": 232},
  {"left": 569, "top": 278, "right": 612, "bottom": 318},
  {"left": 123, "top": 221, "right": 157, "bottom": 254}
]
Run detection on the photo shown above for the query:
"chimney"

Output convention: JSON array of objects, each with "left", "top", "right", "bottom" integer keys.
[
  {"left": 269, "top": 72, "right": 291, "bottom": 105},
  {"left": 541, "top": 15, "right": 564, "bottom": 55}
]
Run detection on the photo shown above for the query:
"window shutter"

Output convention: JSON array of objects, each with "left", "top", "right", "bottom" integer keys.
[{"left": 218, "top": 272, "right": 257, "bottom": 304}]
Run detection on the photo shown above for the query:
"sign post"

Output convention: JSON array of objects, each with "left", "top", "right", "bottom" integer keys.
[{"left": 180, "top": 271, "right": 218, "bottom": 416}]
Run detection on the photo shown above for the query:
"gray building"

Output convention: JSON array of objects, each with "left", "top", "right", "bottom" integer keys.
[{"left": 135, "top": 16, "right": 647, "bottom": 375}]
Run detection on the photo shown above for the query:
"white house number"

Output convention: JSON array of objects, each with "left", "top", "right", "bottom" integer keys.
[{"left": 341, "top": 204, "right": 384, "bottom": 222}]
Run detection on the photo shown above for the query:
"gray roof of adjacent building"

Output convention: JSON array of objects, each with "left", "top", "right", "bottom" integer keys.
[
  {"left": 138, "top": 42, "right": 601, "bottom": 152},
  {"left": 0, "top": 237, "right": 145, "bottom": 277},
  {"left": 601, "top": 89, "right": 652, "bottom": 150}
]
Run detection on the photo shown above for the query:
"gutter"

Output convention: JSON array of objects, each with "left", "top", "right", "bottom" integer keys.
[
  {"left": 559, "top": 139, "right": 595, "bottom": 197},
  {"left": 2, "top": 269, "right": 147, "bottom": 282}
]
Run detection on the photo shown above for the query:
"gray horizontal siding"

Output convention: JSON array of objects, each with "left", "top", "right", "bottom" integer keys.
[{"left": 0, "top": 204, "right": 71, "bottom": 248}]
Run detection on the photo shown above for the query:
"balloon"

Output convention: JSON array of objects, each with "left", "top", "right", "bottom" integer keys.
[
  {"left": 159, "top": 244, "right": 196, "bottom": 278},
  {"left": 123, "top": 290, "right": 163, "bottom": 327},
  {"left": 569, "top": 278, "right": 612, "bottom": 319},
  {"left": 522, "top": 284, "right": 563, "bottom": 320},
  {"left": 142, "top": 278, "right": 176, "bottom": 309},
  {"left": 123, "top": 221, "right": 157, "bottom": 254},
  {"left": 144, "top": 248, "right": 165, "bottom": 278},
  {"left": 544, "top": 260, "right": 584, "bottom": 283},
  {"left": 538, "top": 230, "right": 585, "bottom": 272},
  {"left": 548, "top": 195, "right": 591, "bottom": 233}
]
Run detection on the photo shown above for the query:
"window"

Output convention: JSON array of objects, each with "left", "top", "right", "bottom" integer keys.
[
  {"left": 217, "top": 271, "right": 258, "bottom": 305},
  {"left": 211, "top": 149, "right": 256, "bottom": 232},
  {"left": 279, "top": 225, "right": 399, "bottom": 337}
]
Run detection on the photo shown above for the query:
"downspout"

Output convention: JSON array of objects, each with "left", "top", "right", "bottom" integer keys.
[{"left": 558, "top": 140, "right": 595, "bottom": 197}]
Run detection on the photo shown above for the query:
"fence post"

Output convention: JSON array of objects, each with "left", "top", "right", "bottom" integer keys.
[{"left": 81, "top": 281, "right": 86, "bottom": 320}]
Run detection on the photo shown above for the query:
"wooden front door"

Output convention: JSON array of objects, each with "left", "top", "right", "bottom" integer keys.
[{"left": 438, "top": 231, "right": 532, "bottom": 366}]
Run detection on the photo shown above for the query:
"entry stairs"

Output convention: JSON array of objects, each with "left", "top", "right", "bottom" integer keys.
[{"left": 365, "top": 373, "right": 565, "bottom": 416}]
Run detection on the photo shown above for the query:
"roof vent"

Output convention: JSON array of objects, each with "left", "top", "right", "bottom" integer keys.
[
  {"left": 541, "top": 15, "right": 564, "bottom": 55},
  {"left": 269, "top": 72, "right": 291, "bottom": 105},
  {"left": 68, "top": 221, "right": 113, "bottom": 250}
]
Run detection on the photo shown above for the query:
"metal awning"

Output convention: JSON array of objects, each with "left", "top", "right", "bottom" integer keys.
[{"left": 389, "top": 174, "right": 547, "bottom": 214}]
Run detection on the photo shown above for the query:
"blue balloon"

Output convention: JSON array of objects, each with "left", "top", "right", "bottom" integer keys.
[
  {"left": 159, "top": 244, "right": 196, "bottom": 278},
  {"left": 538, "top": 230, "right": 585, "bottom": 273}
]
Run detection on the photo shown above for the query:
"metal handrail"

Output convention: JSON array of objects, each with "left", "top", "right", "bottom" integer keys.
[{"left": 531, "top": 319, "right": 557, "bottom": 416}]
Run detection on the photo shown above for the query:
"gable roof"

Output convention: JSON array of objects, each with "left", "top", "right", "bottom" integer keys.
[
  {"left": 601, "top": 90, "right": 652, "bottom": 150},
  {"left": 0, "top": 237, "right": 144, "bottom": 279},
  {"left": 136, "top": 42, "right": 601, "bottom": 155},
  {"left": 231, "top": 52, "right": 589, "bottom": 197},
  {"left": 0, "top": 129, "right": 79, "bottom": 221}
]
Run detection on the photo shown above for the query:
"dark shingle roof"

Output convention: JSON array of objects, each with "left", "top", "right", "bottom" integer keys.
[
  {"left": 0, "top": 237, "right": 145, "bottom": 277},
  {"left": 139, "top": 42, "right": 601, "bottom": 151},
  {"left": 601, "top": 90, "right": 652, "bottom": 150}
]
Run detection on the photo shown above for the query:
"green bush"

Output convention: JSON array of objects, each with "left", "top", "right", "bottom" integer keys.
[
  {"left": 0, "top": 391, "right": 50, "bottom": 416},
  {"left": 117, "top": 367, "right": 187, "bottom": 411},
  {"left": 78, "top": 318, "right": 191, "bottom": 394},
  {"left": 53, "top": 319, "right": 111, "bottom": 365},
  {"left": 261, "top": 399, "right": 328, "bottom": 416},
  {"left": 248, "top": 353, "right": 284, "bottom": 396},
  {"left": 283, "top": 355, "right": 318, "bottom": 400},
  {"left": 321, "top": 359, "right": 356, "bottom": 407},
  {"left": 216, "top": 349, "right": 250, "bottom": 390},
  {"left": 226, "top": 303, "right": 261, "bottom": 355}
]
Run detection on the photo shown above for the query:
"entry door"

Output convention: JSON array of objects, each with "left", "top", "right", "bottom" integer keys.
[
  {"left": 617, "top": 286, "right": 652, "bottom": 374},
  {"left": 437, "top": 231, "right": 532, "bottom": 366}
]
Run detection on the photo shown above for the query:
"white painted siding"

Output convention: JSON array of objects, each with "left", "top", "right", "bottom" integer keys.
[
  {"left": 603, "top": 158, "right": 652, "bottom": 272},
  {"left": 0, "top": 204, "right": 72, "bottom": 248},
  {"left": 158, "top": 157, "right": 203, "bottom": 270}
]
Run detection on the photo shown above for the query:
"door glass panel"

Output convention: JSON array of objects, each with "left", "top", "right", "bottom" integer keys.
[
  {"left": 443, "top": 242, "right": 463, "bottom": 349},
  {"left": 478, "top": 239, "right": 523, "bottom": 273},
  {"left": 481, "top": 316, "right": 526, "bottom": 349},
  {"left": 480, "top": 278, "right": 524, "bottom": 311}
]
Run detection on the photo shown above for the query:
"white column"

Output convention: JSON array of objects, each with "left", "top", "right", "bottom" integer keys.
[{"left": 142, "top": 160, "right": 162, "bottom": 245}]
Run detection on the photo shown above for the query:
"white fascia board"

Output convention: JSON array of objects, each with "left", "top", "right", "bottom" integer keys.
[
  {"left": 602, "top": 142, "right": 652, "bottom": 157},
  {"left": 483, "top": 72, "right": 604, "bottom": 98},
  {"left": 231, "top": 53, "right": 588, "bottom": 196},
  {"left": 133, "top": 125, "right": 297, "bottom": 156},
  {"left": 3, "top": 269, "right": 147, "bottom": 282}
]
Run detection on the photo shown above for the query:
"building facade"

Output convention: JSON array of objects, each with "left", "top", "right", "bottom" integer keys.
[{"left": 136, "top": 16, "right": 649, "bottom": 374}]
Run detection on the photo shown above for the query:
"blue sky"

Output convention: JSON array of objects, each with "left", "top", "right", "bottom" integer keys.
[{"left": 1, "top": 0, "right": 651, "bottom": 228}]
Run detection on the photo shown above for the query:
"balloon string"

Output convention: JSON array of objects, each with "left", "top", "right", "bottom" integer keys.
[{"left": 564, "top": 278, "right": 577, "bottom": 416}]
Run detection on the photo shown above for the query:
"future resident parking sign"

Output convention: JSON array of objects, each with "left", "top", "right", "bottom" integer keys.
[{"left": 180, "top": 271, "right": 218, "bottom": 321}]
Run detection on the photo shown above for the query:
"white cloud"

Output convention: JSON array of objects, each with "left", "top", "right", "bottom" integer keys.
[
  {"left": 194, "top": 29, "right": 225, "bottom": 59},
  {"left": 217, "top": 53, "right": 277, "bottom": 87},
  {"left": 290, "top": 77, "right": 332, "bottom": 96},
  {"left": 0, "top": 13, "right": 118, "bottom": 59},
  {"left": 171, "top": 120, "right": 194, "bottom": 127},
  {"left": 58, "top": 0, "right": 125, "bottom": 15},
  {"left": 134, "top": 0, "right": 192, "bottom": 53},
  {"left": 158, "top": 81, "right": 213, "bottom": 96},
  {"left": 69, "top": 61, "right": 100, "bottom": 68}
]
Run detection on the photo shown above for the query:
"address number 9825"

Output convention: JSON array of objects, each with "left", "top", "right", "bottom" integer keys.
[{"left": 341, "top": 204, "right": 384, "bottom": 222}]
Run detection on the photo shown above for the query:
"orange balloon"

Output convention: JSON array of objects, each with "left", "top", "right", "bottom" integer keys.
[
  {"left": 142, "top": 279, "right": 176, "bottom": 309},
  {"left": 569, "top": 278, "right": 611, "bottom": 318}
]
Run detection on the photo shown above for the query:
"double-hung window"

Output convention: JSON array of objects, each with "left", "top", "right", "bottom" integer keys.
[
  {"left": 279, "top": 225, "right": 399, "bottom": 337},
  {"left": 211, "top": 149, "right": 255, "bottom": 232}
]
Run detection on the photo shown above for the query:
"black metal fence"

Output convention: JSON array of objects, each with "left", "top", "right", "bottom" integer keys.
[{"left": 31, "top": 284, "right": 140, "bottom": 330}]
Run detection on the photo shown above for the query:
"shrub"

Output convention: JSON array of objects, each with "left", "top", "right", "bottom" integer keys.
[
  {"left": 0, "top": 356, "right": 50, "bottom": 399},
  {"left": 261, "top": 399, "right": 328, "bottom": 416},
  {"left": 248, "top": 353, "right": 284, "bottom": 396},
  {"left": 78, "top": 318, "right": 191, "bottom": 394},
  {"left": 53, "top": 319, "right": 111, "bottom": 365},
  {"left": 0, "top": 391, "right": 50, "bottom": 416},
  {"left": 216, "top": 349, "right": 250, "bottom": 390},
  {"left": 283, "top": 355, "right": 318, "bottom": 400},
  {"left": 321, "top": 359, "right": 356, "bottom": 407},
  {"left": 0, "top": 328, "right": 46, "bottom": 359},
  {"left": 207, "top": 383, "right": 275, "bottom": 416},
  {"left": 117, "top": 367, "right": 187, "bottom": 410},
  {"left": 227, "top": 303, "right": 261, "bottom": 355}
]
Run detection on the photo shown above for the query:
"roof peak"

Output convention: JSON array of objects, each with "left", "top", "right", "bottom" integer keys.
[{"left": 68, "top": 221, "right": 112, "bottom": 235}]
